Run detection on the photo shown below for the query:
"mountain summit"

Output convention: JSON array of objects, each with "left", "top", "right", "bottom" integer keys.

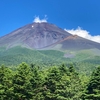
[
  {"left": 0, "top": 22, "right": 100, "bottom": 50},
  {"left": 0, "top": 22, "right": 71, "bottom": 49}
]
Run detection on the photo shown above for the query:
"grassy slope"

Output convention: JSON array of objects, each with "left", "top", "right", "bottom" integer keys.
[
  {"left": 0, "top": 46, "right": 67, "bottom": 66},
  {"left": 0, "top": 46, "right": 100, "bottom": 74}
]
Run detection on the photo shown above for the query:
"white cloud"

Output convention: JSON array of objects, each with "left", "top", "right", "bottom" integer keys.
[
  {"left": 33, "top": 16, "right": 47, "bottom": 23},
  {"left": 64, "top": 26, "right": 100, "bottom": 43}
]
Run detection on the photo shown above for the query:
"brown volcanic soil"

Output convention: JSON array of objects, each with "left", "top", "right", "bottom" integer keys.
[
  {"left": 52, "top": 35, "right": 100, "bottom": 50},
  {"left": 0, "top": 22, "right": 71, "bottom": 49}
]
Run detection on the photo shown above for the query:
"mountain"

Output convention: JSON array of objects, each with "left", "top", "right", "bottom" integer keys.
[
  {"left": 0, "top": 22, "right": 71, "bottom": 49},
  {"left": 0, "top": 22, "right": 100, "bottom": 50},
  {"left": 0, "top": 22, "right": 100, "bottom": 70},
  {"left": 51, "top": 35, "right": 100, "bottom": 50}
]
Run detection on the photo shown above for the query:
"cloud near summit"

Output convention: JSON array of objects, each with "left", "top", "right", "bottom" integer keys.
[
  {"left": 64, "top": 27, "right": 100, "bottom": 43},
  {"left": 33, "top": 16, "right": 47, "bottom": 23}
]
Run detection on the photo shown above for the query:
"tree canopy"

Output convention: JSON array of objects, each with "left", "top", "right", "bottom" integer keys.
[{"left": 0, "top": 62, "right": 99, "bottom": 100}]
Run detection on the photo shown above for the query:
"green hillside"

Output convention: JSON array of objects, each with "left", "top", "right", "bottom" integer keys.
[
  {"left": 0, "top": 46, "right": 66, "bottom": 66},
  {"left": 0, "top": 46, "right": 100, "bottom": 75}
]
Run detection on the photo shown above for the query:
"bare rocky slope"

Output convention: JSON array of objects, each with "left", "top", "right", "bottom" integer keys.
[
  {"left": 0, "top": 22, "right": 71, "bottom": 49},
  {"left": 0, "top": 22, "right": 100, "bottom": 51}
]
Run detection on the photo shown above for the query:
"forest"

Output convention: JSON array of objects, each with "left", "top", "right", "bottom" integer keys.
[{"left": 0, "top": 62, "right": 100, "bottom": 100}]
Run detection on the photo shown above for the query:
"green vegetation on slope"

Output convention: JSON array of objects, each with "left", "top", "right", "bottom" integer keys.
[
  {"left": 0, "top": 46, "right": 100, "bottom": 75},
  {"left": 0, "top": 46, "right": 66, "bottom": 66}
]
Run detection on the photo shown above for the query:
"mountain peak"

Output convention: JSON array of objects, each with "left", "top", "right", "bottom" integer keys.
[
  {"left": 0, "top": 22, "right": 100, "bottom": 50},
  {"left": 0, "top": 22, "right": 71, "bottom": 49}
]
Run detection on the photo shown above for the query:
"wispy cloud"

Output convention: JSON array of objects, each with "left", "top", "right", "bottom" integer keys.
[
  {"left": 64, "top": 27, "right": 100, "bottom": 43},
  {"left": 33, "top": 15, "right": 47, "bottom": 23}
]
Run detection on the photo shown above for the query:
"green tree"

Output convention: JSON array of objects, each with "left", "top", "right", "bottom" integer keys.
[
  {"left": 12, "top": 62, "right": 33, "bottom": 100},
  {"left": 0, "top": 65, "right": 13, "bottom": 100},
  {"left": 30, "top": 64, "right": 44, "bottom": 100},
  {"left": 41, "top": 65, "right": 83, "bottom": 100},
  {"left": 58, "top": 64, "right": 83, "bottom": 100},
  {"left": 43, "top": 67, "right": 62, "bottom": 100},
  {"left": 67, "top": 65, "right": 83, "bottom": 99},
  {"left": 82, "top": 66, "right": 100, "bottom": 100}
]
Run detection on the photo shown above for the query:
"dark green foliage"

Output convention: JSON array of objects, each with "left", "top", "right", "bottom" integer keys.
[
  {"left": 12, "top": 62, "right": 33, "bottom": 100},
  {"left": 41, "top": 65, "right": 83, "bottom": 100},
  {"left": 1, "top": 62, "right": 100, "bottom": 100},
  {"left": 43, "top": 67, "right": 62, "bottom": 100},
  {"left": 82, "top": 66, "right": 100, "bottom": 99},
  {"left": 30, "top": 65, "right": 45, "bottom": 100},
  {"left": 0, "top": 65, "right": 13, "bottom": 100}
]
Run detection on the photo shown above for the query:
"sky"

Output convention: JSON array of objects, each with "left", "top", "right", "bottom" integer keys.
[{"left": 0, "top": 0, "right": 100, "bottom": 43}]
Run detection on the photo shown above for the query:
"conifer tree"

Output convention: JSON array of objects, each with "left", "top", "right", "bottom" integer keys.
[
  {"left": 0, "top": 65, "right": 13, "bottom": 100},
  {"left": 82, "top": 66, "right": 100, "bottom": 99},
  {"left": 12, "top": 62, "right": 33, "bottom": 100},
  {"left": 67, "top": 65, "right": 82, "bottom": 99},
  {"left": 58, "top": 64, "right": 83, "bottom": 100},
  {"left": 43, "top": 67, "right": 62, "bottom": 100},
  {"left": 30, "top": 64, "right": 44, "bottom": 100}
]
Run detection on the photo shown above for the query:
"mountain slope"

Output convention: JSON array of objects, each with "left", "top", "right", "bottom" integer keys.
[
  {"left": 0, "top": 22, "right": 100, "bottom": 69},
  {"left": 0, "top": 22, "right": 71, "bottom": 49},
  {"left": 0, "top": 22, "right": 100, "bottom": 51},
  {"left": 0, "top": 46, "right": 66, "bottom": 65},
  {"left": 51, "top": 35, "right": 100, "bottom": 50}
]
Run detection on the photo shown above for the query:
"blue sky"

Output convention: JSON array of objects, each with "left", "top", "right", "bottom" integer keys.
[{"left": 0, "top": 0, "right": 100, "bottom": 42}]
